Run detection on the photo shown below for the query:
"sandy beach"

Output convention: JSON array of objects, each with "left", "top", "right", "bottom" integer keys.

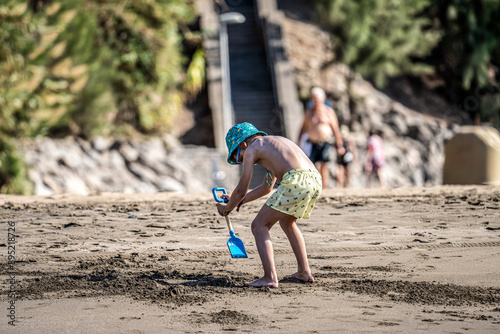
[{"left": 1, "top": 185, "right": 500, "bottom": 333}]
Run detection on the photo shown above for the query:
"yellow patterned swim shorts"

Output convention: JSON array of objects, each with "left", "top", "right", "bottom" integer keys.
[{"left": 265, "top": 168, "right": 322, "bottom": 219}]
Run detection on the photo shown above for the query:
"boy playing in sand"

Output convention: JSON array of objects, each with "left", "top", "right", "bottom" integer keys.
[{"left": 216, "top": 122, "right": 322, "bottom": 288}]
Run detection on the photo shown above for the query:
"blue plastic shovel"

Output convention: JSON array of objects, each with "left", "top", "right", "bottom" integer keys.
[{"left": 212, "top": 187, "right": 248, "bottom": 258}]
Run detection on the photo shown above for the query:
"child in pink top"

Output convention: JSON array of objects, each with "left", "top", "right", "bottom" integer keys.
[{"left": 365, "top": 130, "right": 386, "bottom": 188}]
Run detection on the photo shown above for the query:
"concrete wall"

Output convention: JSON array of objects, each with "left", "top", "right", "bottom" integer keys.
[
  {"left": 196, "top": 0, "right": 225, "bottom": 152},
  {"left": 443, "top": 126, "right": 500, "bottom": 185}
]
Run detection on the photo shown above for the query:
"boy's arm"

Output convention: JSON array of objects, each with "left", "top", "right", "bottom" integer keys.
[
  {"left": 239, "top": 173, "right": 276, "bottom": 206},
  {"left": 218, "top": 154, "right": 254, "bottom": 215}
]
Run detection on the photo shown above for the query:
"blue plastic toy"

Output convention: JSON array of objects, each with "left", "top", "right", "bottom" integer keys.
[{"left": 212, "top": 187, "right": 248, "bottom": 258}]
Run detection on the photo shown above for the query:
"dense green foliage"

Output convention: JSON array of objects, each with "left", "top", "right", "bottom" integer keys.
[
  {"left": 0, "top": 134, "right": 32, "bottom": 194},
  {"left": 432, "top": 0, "right": 499, "bottom": 91},
  {"left": 0, "top": 0, "right": 204, "bottom": 194},
  {"left": 314, "top": 0, "right": 500, "bottom": 128},
  {"left": 1, "top": 0, "right": 201, "bottom": 138},
  {"left": 314, "top": 0, "right": 440, "bottom": 87},
  {"left": 429, "top": 0, "right": 500, "bottom": 126},
  {"left": 1, "top": 0, "right": 499, "bottom": 193}
]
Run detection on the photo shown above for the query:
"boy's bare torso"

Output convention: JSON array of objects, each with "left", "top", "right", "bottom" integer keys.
[{"left": 245, "top": 136, "right": 316, "bottom": 180}]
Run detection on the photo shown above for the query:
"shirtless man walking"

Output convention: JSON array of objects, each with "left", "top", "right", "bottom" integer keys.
[{"left": 298, "top": 87, "right": 344, "bottom": 188}]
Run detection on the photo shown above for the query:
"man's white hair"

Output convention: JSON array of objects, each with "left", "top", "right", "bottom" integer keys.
[{"left": 311, "top": 87, "right": 326, "bottom": 101}]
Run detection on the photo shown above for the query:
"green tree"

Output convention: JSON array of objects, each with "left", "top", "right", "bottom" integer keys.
[
  {"left": 0, "top": 134, "right": 32, "bottom": 194},
  {"left": 314, "top": 0, "right": 440, "bottom": 87},
  {"left": 0, "top": 0, "right": 204, "bottom": 193},
  {"left": 429, "top": 0, "right": 500, "bottom": 127},
  {"left": 0, "top": 0, "right": 202, "bottom": 139}
]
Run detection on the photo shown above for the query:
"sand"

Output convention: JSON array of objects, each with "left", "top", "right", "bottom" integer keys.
[{"left": 1, "top": 185, "right": 500, "bottom": 333}]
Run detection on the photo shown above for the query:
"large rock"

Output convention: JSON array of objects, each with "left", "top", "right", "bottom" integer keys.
[
  {"left": 20, "top": 137, "right": 240, "bottom": 195},
  {"left": 281, "top": 15, "right": 460, "bottom": 188},
  {"left": 443, "top": 126, "right": 500, "bottom": 185}
]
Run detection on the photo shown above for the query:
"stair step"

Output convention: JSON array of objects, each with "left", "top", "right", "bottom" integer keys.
[
  {"left": 237, "top": 111, "right": 276, "bottom": 117},
  {"left": 233, "top": 98, "right": 275, "bottom": 104},
  {"left": 232, "top": 90, "right": 275, "bottom": 97},
  {"left": 233, "top": 97, "right": 274, "bottom": 103},
  {"left": 224, "top": 0, "right": 284, "bottom": 166},
  {"left": 236, "top": 110, "right": 275, "bottom": 117},
  {"left": 233, "top": 99, "right": 273, "bottom": 104}
]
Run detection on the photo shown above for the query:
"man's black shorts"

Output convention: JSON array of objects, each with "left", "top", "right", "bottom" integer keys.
[{"left": 309, "top": 142, "right": 331, "bottom": 163}]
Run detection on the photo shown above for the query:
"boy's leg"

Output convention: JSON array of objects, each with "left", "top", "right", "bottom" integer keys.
[
  {"left": 279, "top": 215, "right": 314, "bottom": 282},
  {"left": 246, "top": 205, "right": 287, "bottom": 288}
]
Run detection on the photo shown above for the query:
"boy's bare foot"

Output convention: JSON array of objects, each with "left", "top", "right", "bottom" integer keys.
[
  {"left": 292, "top": 272, "right": 315, "bottom": 283},
  {"left": 244, "top": 277, "right": 279, "bottom": 288}
]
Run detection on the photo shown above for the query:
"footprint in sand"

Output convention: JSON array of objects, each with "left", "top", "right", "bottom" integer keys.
[
  {"left": 435, "top": 223, "right": 448, "bottom": 229},
  {"left": 377, "top": 321, "right": 400, "bottom": 327},
  {"left": 63, "top": 222, "right": 82, "bottom": 228}
]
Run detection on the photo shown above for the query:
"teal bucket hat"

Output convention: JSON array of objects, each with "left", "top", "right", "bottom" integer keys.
[{"left": 225, "top": 122, "right": 268, "bottom": 165}]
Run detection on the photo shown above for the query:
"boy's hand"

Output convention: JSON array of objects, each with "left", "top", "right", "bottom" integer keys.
[{"left": 216, "top": 203, "right": 229, "bottom": 216}]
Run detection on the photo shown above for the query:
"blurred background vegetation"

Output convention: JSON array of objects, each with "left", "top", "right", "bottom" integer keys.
[
  {"left": 314, "top": 0, "right": 500, "bottom": 126},
  {"left": 1, "top": 0, "right": 499, "bottom": 194},
  {"left": 0, "top": 0, "right": 204, "bottom": 193}
]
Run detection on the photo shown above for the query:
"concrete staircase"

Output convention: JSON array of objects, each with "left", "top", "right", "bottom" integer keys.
[
  {"left": 198, "top": 0, "right": 303, "bottom": 188},
  {"left": 226, "top": 0, "right": 281, "bottom": 187},
  {"left": 227, "top": 0, "right": 282, "bottom": 137}
]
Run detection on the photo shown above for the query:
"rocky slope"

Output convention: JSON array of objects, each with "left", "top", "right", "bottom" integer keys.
[
  {"left": 280, "top": 16, "right": 460, "bottom": 187},
  {"left": 21, "top": 136, "right": 239, "bottom": 196},
  {"left": 18, "top": 5, "right": 466, "bottom": 195}
]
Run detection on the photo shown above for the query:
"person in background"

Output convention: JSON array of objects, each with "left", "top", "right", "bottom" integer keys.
[
  {"left": 337, "top": 125, "right": 357, "bottom": 188},
  {"left": 365, "top": 129, "right": 386, "bottom": 188},
  {"left": 298, "top": 87, "right": 344, "bottom": 188}
]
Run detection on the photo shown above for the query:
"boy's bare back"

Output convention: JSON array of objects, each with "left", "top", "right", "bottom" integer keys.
[{"left": 243, "top": 136, "right": 316, "bottom": 181}]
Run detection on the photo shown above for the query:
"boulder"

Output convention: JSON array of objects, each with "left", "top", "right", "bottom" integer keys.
[
  {"left": 280, "top": 14, "right": 464, "bottom": 188},
  {"left": 19, "top": 137, "right": 239, "bottom": 195},
  {"left": 443, "top": 126, "right": 500, "bottom": 185}
]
